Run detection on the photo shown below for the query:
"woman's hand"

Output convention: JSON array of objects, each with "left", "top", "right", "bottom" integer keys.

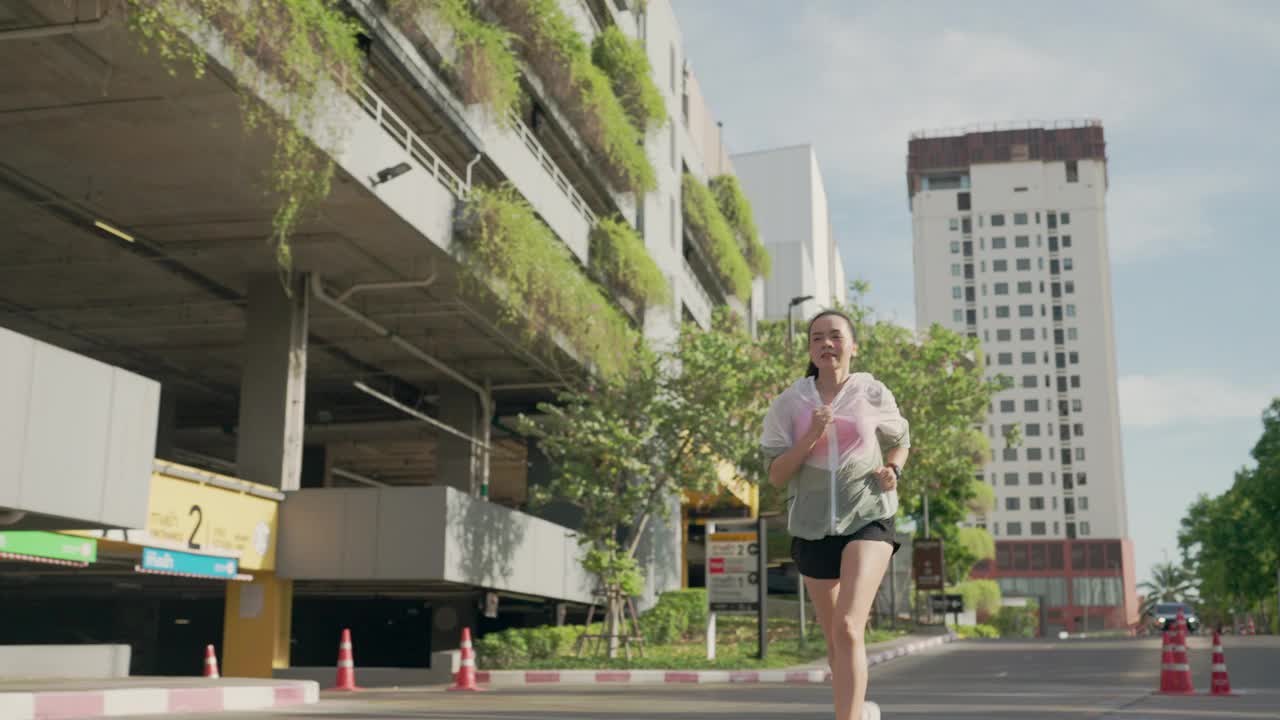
[
  {"left": 805, "top": 405, "right": 834, "bottom": 442},
  {"left": 874, "top": 465, "right": 898, "bottom": 492}
]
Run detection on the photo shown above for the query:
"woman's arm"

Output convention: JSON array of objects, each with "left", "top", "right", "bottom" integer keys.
[{"left": 767, "top": 407, "right": 830, "bottom": 488}]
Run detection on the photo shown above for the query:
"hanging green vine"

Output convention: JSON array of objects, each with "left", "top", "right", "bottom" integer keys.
[
  {"left": 456, "top": 185, "right": 643, "bottom": 378},
  {"left": 709, "top": 175, "right": 770, "bottom": 278},
  {"left": 386, "top": 0, "right": 520, "bottom": 120},
  {"left": 126, "top": 0, "right": 365, "bottom": 281},
  {"left": 682, "top": 174, "right": 752, "bottom": 299},
  {"left": 590, "top": 217, "right": 669, "bottom": 308},
  {"left": 590, "top": 26, "right": 665, "bottom": 131},
  {"left": 487, "top": 0, "right": 656, "bottom": 194}
]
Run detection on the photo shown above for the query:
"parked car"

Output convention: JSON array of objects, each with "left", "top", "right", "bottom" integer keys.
[{"left": 1148, "top": 602, "right": 1200, "bottom": 634}]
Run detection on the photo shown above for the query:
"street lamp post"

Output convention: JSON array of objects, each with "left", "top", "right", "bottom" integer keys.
[{"left": 786, "top": 295, "right": 814, "bottom": 354}]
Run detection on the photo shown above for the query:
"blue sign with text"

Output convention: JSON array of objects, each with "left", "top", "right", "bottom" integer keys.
[{"left": 141, "top": 547, "right": 238, "bottom": 579}]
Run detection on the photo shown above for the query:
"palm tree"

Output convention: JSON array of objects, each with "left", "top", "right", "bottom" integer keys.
[{"left": 1139, "top": 562, "right": 1196, "bottom": 618}]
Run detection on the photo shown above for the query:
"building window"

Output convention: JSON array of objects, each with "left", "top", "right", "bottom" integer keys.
[
  {"left": 1079, "top": 496, "right": 1089, "bottom": 511},
  {"left": 1029, "top": 471, "right": 1044, "bottom": 485},
  {"left": 1071, "top": 375, "right": 1081, "bottom": 388},
  {"left": 1067, "top": 328, "right": 1079, "bottom": 341},
  {"left": 992, "top": 237, "right": 1007, "bottom": 249},
  {"left": 991, "top": 213, "right": 1006, "bottom": 226},
  {"left": 1018, "top": 304, "right": 1034, "bottom": 317},
  {"left": 953, "top": 309, "right": 964, "bottom": 323},
  {"left": 997, "top": 329, "right": 1012, "bottom": 341},
  {"left": 1017, "top": 281, "right": 1033, "bottom": 294},
  {"left": 996, "top": 306, "right": 1011, "bottom": 319},
  {"left": 1061, "top": 212, "right": 1071, "bottom": 225},
  {"left": 1065, "top": 161, "right": 1079, "bottom": 183},
  {"left": 1048, "top": 212, "right": 1058, "bottom": 230},
  {"left": 1072, "top": 398, "right": 1083, "bottom": 412},
  {"left": 1066, "top": 304, "right": 1077, "bottom": 318},
  {"left": 951, "top": 264, "right": 962, "bottom": 277},
  {"left": 1080, "top": 521, "right": 1090, "bottom": 536},
  {"left": 1063, "top": 258, "right": 1074, "bottom": 271},
  {"left": 1015, "top": 235, "right": 1030, "bottom": 249},
  {"left": 1004, "top": 472, "right": 1019, "bottom": 486},
  {"left": 1030, "top": 497, "right": 1045, "bottom": 510},
  {"left": 1000, "top": 400, "right": 1016, "bottom": 412},
  {"left": 950, "top": 218, "right": 960, "bottom": 231},
  {"left": 1077, "top": 472, "right": 1087, "bottom": 486},
  {"left": 958, "top": 192, "right": 971, "bottom": 211},
  {"left": 997, "top": 352, "right": 1013, "bottom": 365},
  {"left": 670, "top": 194, "right": 678, "bottom": 248},
  {"left": 670, "top": 123, "right": 677, "bottom": 168},
  {"left": 1065, "top": 281, "right": 1075, "bottom": 294},
  {"left": 1020, "top": 351, "right": 1035, "bottom": 365},
  {"left": 950, "top": 241, "right": 961, "bottom": 254},
  {"left": 1007, "top": 522, "right": 1023, "bottom": 536},
  {"left": 1021, "top": 328, "right": 1036, "bottom": 341},
  {"left": 1016, "top": 258, "right": 1032, "bottom": 271},
  {"left": 1075, "top": 447, "right": 1085, "bottom": 461},
  {"left": 1006, "top": 497, "right": 1021, "bottom": 511},
  {"left": 994, "top": 282, "right": 1009, "bottom": 295},
  {"left": 1062, "top": 235, "right": 1072, "bottom": 247},
  {"left": 952, "top": 286, "right": 963, "bottom": 299},
  {"left": 1027, "top": 447, "right": 1043, "bottom": 460},
  {"left": 1014, "top": 212, "right": 1028, "bottom": 225},
  {"left": 1003, "top": 447, "right": 1018, "bottom": 461},
  {"left": 1030, "top": 521, "right": 1047, "bottom": 536},
  {"left": 993, "top": 259, "right": 1008, "bottom": 272},
  {"left": 1021, "top": 375, "right": 1037, "bottom": 388},
  {"left": 1073, "top": 423, "right": 1084, "bottom": 437}
]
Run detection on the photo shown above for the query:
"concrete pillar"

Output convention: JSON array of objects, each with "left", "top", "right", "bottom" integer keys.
[
  {"left": 154, "top": 386, "right": 178, "bottom": 460},
  {"left": 236, "top": 274, "right": 308, "bottom": 490},
  {"left": 436, "top": 383, "right": 478, "bottom": 495},
  {"left": 222, "top": 572, "right": 293, "bottom": 677}
]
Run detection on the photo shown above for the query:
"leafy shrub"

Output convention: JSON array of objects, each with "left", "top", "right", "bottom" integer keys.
[
  {"left": 949, "top": 579, "right": 1003, "bottom": 617},
  {"left": 992, "top": 601, "right": 1039, "bottom": 638},
  {"left": 456, "top": 185, "right": 642, "bottom": 378},
  {"left": 590, "top": 217, "right": 670, "bottom": 307},
  {"left": 953, "top": 623, "right": 1000, "bottom": 639},
  {"left": 682, "top": 174, "right": 753, "bottom": 298},
  {"left": 709, "top": 175, "right": 770, "bottom": 277},
  {"left": 590, "top": 26, "right": 666, "bottom": 130},
  {"left": 490, "top": 0, "right": 656, "bottom": 193},
  {"left": 638, "top": 589, "right": 708, "bottom": 644}
]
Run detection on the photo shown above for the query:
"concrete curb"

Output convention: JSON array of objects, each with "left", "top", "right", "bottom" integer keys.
[
  {"left": 475, "top": 632, "right": 957, "bottom": 687},
  {"left": 0, "top": 680, "right": 319, "bottom": 719}
]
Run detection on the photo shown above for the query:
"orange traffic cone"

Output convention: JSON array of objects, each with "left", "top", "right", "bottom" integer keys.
[
  {"left": 1157, "top": 630, "right": 1179, "bottom": 693},
  {"left": 448, "top": 627, "right": 484, "bottom": 692},
  {"left": 1210, "top": 630, "right": 1233, "bottom": 696},
  {"left": 1161, "top": 610, "right": 1195, "bottom": 695},
  {"left": 202, "top": 644, "right": 220, "bottom": 679},
  {"left": 329, "top": 628, "right": 360, "bottom": 691}
]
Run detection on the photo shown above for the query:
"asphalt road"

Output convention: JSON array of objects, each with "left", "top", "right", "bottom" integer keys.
[{"left": 113, "top": 635, "right": 1280, "bottom": 719}]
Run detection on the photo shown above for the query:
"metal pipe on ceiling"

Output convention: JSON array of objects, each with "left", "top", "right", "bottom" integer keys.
[
  {"left": 334, "top": 264, "right": 439, "bottom": 304},
  {"left": 311, "top": 274, "right": 497, "bottom": 498},
  {"left": 329, "top": 467, "right": 389, "bottom": 488}
]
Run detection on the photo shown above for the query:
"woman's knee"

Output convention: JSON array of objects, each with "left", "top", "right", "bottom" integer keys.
[{"left": 833, "top": 616, "right": 865, "bottom": 648}]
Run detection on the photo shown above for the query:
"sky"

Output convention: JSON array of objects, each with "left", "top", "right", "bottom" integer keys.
[{"left": 671, "top": 0, "right": 1280, "bottom": 587}]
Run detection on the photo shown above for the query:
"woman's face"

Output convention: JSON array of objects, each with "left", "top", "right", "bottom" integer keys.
[{"left": 809, "top": 314, "right": 857, "bottom": 374}]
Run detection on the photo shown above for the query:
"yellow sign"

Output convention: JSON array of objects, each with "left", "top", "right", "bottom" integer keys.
[{"left": 145, "top": 469, "right": 279, "bottom": 571}]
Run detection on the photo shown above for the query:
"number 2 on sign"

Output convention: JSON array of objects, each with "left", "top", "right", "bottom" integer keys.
[{"left": 188, "top": 505, "right": 203, "bottom": 549}]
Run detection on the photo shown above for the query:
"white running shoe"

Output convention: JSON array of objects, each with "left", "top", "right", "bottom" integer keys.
[{"left": 862, "top": 700, "right": 881, "bottom": 719}]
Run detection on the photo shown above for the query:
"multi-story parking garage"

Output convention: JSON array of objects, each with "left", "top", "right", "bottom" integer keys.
[{"left": 0, "top": 0, "right": 763, "bottom": 679}]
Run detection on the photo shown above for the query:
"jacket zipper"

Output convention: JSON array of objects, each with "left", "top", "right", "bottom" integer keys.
[{"left": 826, "top": 413, "right": 838, "bottom": 535}]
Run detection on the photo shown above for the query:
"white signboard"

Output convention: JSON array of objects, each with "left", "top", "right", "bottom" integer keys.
[{"left": 707, "top": 531, "right": 760, "bottom": 613}]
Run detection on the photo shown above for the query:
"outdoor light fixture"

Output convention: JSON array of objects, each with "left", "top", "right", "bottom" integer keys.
[
  {"left": 371, "top": 161, "right": 412, "bottom": 187},
  {"left": 787, "top": 294, "right": 815, "bottom": 352},
  {"left": 93, "top": 219, "right": 134, "bottom": 243}
]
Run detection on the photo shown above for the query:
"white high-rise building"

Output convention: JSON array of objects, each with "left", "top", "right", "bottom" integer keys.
[
  {"left": 907, "top": 122, "right": 1137, "bottom": 633},
  {"left": 732, "top": 145, "right": 847, "bottom": 320}
]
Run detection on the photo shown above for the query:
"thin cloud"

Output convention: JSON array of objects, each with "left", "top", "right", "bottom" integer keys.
[{"left": 1119, "top": 372, "right": 1280, "bottom": 428}]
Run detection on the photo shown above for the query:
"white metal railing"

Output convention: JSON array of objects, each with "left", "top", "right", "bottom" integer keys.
[
  {"left": 506, "top": 110, "right": 597, "bottom": 226},
  {"left": 910, "top": 118, "right": 1103, "bottom": 140},
  {"left": 353, "top": 82, "right": 469, "bottom": 198}
]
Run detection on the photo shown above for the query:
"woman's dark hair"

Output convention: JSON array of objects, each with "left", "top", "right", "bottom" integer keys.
[{"left": 804, "top": 310, "right": 858, "bottom": 378}]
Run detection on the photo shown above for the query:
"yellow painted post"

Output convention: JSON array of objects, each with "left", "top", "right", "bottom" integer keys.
[{"left": 222, "top": 572, "right": 293, "bottom": 677}]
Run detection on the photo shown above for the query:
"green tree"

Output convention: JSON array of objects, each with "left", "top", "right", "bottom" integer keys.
[
  {"left": 1138, "top": 561, "right": 1196, "bottom": 617},
  {"left": 518, "top": 309, "right": 790, "bottom": 657},
  {"left": 1178, "top": 398, "right": 1280, "bottom": 631}
]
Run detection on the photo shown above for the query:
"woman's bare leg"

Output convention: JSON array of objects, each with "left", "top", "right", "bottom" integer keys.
[
  {"left": 804, "top": 576, "right": 840, "bottom": 671},
  {"left": 830, "top": 541, "right": 893, "bottom": 720}
]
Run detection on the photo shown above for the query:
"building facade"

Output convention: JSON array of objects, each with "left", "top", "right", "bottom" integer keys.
[
  {"left": 0, "top": 0, "right": 759, "bottom": 679},
  {"left": 906, "top": 122, "right": 1137, "bottom": 633},
  {"left": 732, "top": 145, "right": 847, "bottom": 321}
]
